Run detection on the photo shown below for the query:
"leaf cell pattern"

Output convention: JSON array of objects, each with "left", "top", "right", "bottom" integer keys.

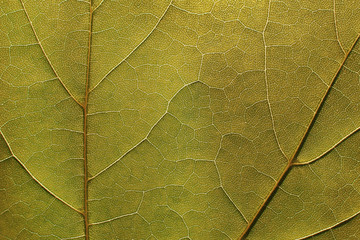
[{"left": 1, "top": 0, "right": 360, "bottom": 239}]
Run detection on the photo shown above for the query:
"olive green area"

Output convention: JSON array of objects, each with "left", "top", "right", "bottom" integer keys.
[
  {"left": 309, "top": 213, "right": 360, "bottom": 240},
  {"left": 1, "top": 0, "right": 360, "bottom": 239}
]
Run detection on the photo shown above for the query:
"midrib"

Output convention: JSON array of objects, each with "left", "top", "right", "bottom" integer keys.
[{"left": 83, "top": 2, "right": 94, "bottom": 240}]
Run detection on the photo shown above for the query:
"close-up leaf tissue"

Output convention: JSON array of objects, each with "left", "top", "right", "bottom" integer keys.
[{"left": 1, "top": 0, "right": 360, "bottom": 239}]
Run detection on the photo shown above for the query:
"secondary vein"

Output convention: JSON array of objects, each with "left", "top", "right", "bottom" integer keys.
[
  {"left": 89, "top": 0, "right": 173, "bottom": 93},
  {"left": 0, "top": 130, "right": 84, "bottom": 216},
  {"left": 239, "top": 33, "right": 360, "bottom": 240},
  {"left": 299, "top": 211, "right": 360, "bottom": 239},
  {"left": 19, "top": 0, "right": 84, "bottom": 108}
]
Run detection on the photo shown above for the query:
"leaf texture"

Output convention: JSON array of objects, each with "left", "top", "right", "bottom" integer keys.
[{"left": 1, "top": 0, "right": 360, "bottom": 239}]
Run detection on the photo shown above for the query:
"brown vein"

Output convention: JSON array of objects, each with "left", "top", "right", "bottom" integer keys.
[
  {"left": 19, "top": 0, "right": 83, "bottom": 108},
  {"left": 83, "top": 2, "right": 94, "bottom": 239},
  {"left": 19, "top": 1, "right": 93, "bottom": 238},
  {"left": 239, "top": 33, "right": 360, "bottom": 240}
]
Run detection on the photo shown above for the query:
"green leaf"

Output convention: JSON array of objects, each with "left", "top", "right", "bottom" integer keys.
[{"left": 1, "top": 0, "right": 360, "bottom": 239}]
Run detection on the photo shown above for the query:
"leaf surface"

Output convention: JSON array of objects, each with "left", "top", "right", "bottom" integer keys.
[{"left": 1, "top": 0, "right": 360, "bottom": 239}]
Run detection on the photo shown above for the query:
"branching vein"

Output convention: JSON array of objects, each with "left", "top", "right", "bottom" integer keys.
[
  {"left": 239, "top": 33, "right": 360, "bottom": 240},
  {"left": 19, "top": 0, "right": 83, "bottom": 108},
  {"left": 89, "top": 0, "right": 174, "bottom": 92},
  {"left": 0, "top": 130, "right": 84, "bottom": 216}
]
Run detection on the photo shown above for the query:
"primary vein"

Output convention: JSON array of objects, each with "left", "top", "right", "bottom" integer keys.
[{"left": 83, "top": 2, "right": 94, "bottom": 239}]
